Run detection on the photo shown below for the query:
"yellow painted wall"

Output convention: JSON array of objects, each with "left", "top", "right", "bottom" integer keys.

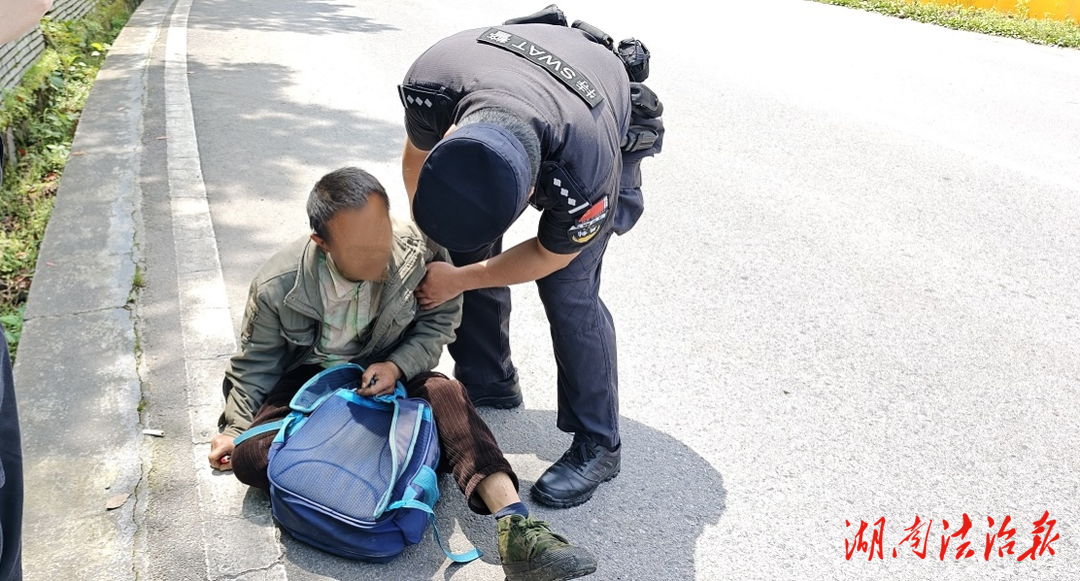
[{"left": 919, "top": 0, "right": 1080, "bottom": 23}]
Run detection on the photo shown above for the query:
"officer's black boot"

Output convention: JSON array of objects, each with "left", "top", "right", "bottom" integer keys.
[
  {"left": 461, "top": 369, "right": 523, "bottom": 409},
  {"left": 531, "top": 433, "right": 620, "bottom": 509}
]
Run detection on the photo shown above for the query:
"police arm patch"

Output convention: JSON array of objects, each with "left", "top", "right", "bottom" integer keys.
[
  {"left": 568, "top": 196, "right": 609, "bottom": 244},
  {"left": 399, "top": 84, "right": 457, "bottom": 150}
]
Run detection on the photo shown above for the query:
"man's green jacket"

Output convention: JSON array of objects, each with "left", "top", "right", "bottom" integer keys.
[{"left": 218, "top": 218, "right": 462, "bottom": 439}]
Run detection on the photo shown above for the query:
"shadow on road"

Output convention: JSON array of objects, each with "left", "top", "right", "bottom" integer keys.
[
  {"left": 239, "top": 410, "right": 725, "bottom": 580},
  {"left": 186, "top": 58, "right": 404, "bottom": 175},
  {"left": 189, "top": 0, "right": 399, "bottom": 35},
  {"left": 183, "top": 57, "right": 406, "bottom": 325}
]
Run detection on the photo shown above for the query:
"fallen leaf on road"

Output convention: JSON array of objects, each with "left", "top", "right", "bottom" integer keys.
[
  {"left": 106, "top": 493, "right": 130, "bottom": 510},
  {"left": 71, "top": 151, "right": 86, "bottom": 156}
]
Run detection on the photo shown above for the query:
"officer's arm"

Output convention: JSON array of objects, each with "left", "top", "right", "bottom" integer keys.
[
  {"left": 465, "top": 238, "right": 577, "bottom": 288},
  {"left": 401, "top": 136, "right": 428, "bottom": 210},
  {"left": 416, "top": 238, "right": 577, "bottom": 310}
]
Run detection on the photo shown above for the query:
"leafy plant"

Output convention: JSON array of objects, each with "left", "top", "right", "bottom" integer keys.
[
  {"left": 1, "top": 307, "right": 24, "bottom": 358},
  {"left": 814, "top": 0, "right": 1080, "bottom": 48}
]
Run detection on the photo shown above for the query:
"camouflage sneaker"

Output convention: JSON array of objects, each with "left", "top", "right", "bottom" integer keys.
[{"left": 497, "top": 515, "right": 597, "bottom": 581}]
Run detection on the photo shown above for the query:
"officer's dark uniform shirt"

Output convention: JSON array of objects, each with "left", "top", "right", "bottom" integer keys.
[{"left": 401, "top": 24, "right": 631, "bottom": 254}]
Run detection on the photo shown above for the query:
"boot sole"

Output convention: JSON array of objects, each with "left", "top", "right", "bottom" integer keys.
[
  {"left": 529, "top": 468, "right": 620, "bottom": 509},
  {"left": 468, "top": 393, "right": 523, "bottom": 409},
  {"left": 503, "top": 551, "right": 598, "bottom": 581}
]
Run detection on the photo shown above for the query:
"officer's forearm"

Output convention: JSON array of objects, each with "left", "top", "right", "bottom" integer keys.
[
  {"left": 401, "top": 138, "right": 428, "bottom": 209},
  {"left": 458, "top": 238, "right": 576, "bottom": 290}
]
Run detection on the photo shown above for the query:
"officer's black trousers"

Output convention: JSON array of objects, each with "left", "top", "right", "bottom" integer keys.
[
  {"left": 0, "top": 324, "right": 23, "bottom": 581},
  {"left": 447, "top": 238, "right": 519, "bottom": 396},
  {"left": 448, "top": 231, "right": 620, "bottom": 450}
]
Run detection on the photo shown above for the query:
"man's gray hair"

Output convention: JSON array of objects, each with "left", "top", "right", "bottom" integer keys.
[
  {"left": 307, "top": 167, "right": 390, "bottom": 241},
  {"left": 458, "top": 108, "right": 541, "bottom": 187}
]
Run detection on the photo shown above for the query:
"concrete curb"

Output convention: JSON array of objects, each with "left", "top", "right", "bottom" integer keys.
[{"left": 12, "top": 0, "right": 171, "bottom": 578}]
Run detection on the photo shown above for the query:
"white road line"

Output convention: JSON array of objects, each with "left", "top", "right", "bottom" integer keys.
[{"left": 164, "top": 0, "right": 286, "bottom": 578}]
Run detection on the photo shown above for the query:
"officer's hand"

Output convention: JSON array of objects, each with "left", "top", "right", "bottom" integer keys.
[
  {"left": 208, "top": 433, "right": 235, "bottom": 471},
  {"left": 415, "top": 261, "right": 462, "bottom": 310},
  {"left": 359, "top": 361, "right": 401, "bottom": 396}
]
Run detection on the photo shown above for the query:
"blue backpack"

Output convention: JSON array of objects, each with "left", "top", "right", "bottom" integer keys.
[{"left": 233, "top": 364, "right": 480, "bottom": 564}]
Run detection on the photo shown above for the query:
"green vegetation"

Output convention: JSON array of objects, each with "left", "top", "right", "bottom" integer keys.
[
  {"left": 132, "top": 264, "right": 144, "bottom": 289},
  {"left": 0, "top": 308, "right": 22, "bottom": 349},
  {"left": 0, "top": 0, "right": 139, "bottom": 359},
  {"left": 815, "top": 0, "right": 1080, "bottom": 48}
]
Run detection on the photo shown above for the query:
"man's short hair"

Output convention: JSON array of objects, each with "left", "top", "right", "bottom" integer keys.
[{"left": 307, "top": 167, "right": 390, "bottom": 241}]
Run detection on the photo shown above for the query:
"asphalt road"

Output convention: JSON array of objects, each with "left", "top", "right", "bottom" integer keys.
[{"left": 126, "top": 0, "right": 1080, "bottom": 579}]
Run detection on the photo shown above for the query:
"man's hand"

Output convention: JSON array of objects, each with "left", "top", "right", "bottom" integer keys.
[
  {"left": 208, "top": 433, "right": 235, "bottom": 471},
  {"left": 415, "top": 261, "right": 463, "bottom": 310},
  {"left": 359, "top": 361, "right": 402, "bottom": 396}
]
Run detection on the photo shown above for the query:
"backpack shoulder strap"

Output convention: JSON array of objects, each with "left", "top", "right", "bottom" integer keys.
[
  {"left": 290, "top": 364, "right": 362, "bottom": 412},
  {"left": 290, "top": 363, "right": 407, "bottom": 412},
  {"left": 390, "top": 399, "right": 428, "bottom": 480},
  {"left": 232, "top": 419, "right": 285, "bottom": 446},
  {"left": 236, "top": 364, "right": 410, "bottom": 449},
  {"left": 385, "top": 405, "right": 481, "bottom": 564},
  {"left": 389, "top": 465, "right": 482, "bottom": 564}
]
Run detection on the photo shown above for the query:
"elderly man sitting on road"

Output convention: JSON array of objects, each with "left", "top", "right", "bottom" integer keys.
[{"left": 206, "top": 167, "right": 596, "bottom": 581}]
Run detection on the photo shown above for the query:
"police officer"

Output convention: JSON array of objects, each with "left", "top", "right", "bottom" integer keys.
[{"left": 399, "top": 10, "right": 663, "bottom": 508}]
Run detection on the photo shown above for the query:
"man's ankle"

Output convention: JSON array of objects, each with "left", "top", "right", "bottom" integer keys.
[{"left": 495, "top": 501, "right": 529, "bottom": 520}]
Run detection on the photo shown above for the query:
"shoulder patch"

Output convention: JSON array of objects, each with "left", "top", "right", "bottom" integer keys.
[
  {"left": 398, "top": 84, "right": 455, "bottom": 113},
  {"left": 535, "top": 162, "right": 587, "bottom": 211},
  {"left": 568, "top": 195, "right": 609, "bottom": 244}
]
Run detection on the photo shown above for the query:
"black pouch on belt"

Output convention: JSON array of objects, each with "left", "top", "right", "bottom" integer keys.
[
  {"left": 617, "top": 38, "right": 650, "bottom": 82},
  {"left": 615, "top": 82, "right": 665, "bottom": 235},
  {"left": 622, "top": 83, "right": 665, "bottom": 157},
  {"left": 503, "top": 4, "right": 568, "bottom": 26}
]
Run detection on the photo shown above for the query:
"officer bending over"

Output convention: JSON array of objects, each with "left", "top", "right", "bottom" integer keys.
[{"left": 399, "top": 10, "right": 664, "bottom": 509}]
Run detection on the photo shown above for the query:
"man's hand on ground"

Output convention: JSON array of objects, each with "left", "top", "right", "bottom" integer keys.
[
  {"left": 208, "top": 433, "right": 235, "bottom": 471},
  {"left": 415, "top": 261, "right": 462, "bottom": 310},
  {"left": 359, "top": 361, "right": 402, "bottom": 396}
]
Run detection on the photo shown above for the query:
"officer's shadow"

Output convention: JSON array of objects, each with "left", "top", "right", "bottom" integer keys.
[{"left": 265, "top": 409, "right": 726, "bottom": 580}]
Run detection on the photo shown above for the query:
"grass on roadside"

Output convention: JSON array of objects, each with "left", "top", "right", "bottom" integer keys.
[
  {"left": 1, "top": 0, "right": 139, "bottom": 359},
  {"left": 814, "top": 0, "right": 1080, "bottom": 48}
]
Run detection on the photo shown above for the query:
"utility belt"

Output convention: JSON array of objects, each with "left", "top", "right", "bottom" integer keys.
[
  {"left": 502, "top": 4, "right": 664, "bottom": 156},
  {"left": 504, "top": 4, "right": 651, "bottom": 83}
]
